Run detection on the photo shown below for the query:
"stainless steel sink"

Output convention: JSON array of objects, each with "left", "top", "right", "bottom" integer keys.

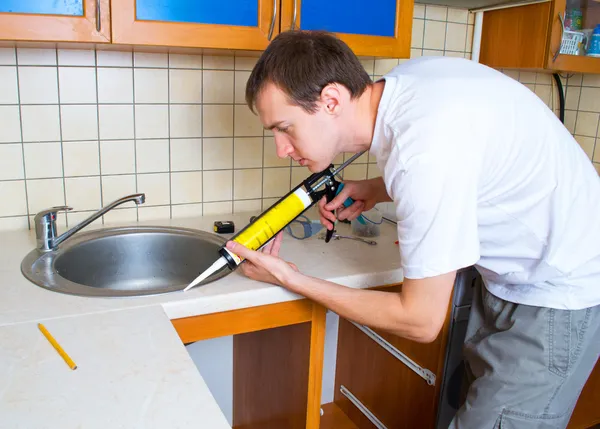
[{"left": 21, "top": 226, "right": 232, "bottom": 297}]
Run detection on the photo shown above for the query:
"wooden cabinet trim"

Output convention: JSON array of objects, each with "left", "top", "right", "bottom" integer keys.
[
  {"left": 0, "top": 0, "right": 111, "bottom": 43},
  {"left": 111, "top": 0, "right": 277, "bottom": 50}
]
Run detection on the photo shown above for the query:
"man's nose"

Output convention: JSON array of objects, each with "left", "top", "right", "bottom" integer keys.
[{"left": 275, "top": 136, "right": 293, "bottom": 159}]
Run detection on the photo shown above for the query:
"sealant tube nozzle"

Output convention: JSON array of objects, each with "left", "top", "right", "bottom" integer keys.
[{"left": 184, "top": 256, "right": 228, "bottom": 292}]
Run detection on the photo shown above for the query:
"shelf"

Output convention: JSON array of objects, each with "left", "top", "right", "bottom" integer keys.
[
  {"left": 550, "top": 54, "right": 600, "bottom": 74},
  {"left": 320, "top": 403, "right": 358, "bottom": 429}
]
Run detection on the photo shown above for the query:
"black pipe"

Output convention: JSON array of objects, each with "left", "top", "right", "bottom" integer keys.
[{"left": 553, "top": 73, "right": 565, "bottom": 124}]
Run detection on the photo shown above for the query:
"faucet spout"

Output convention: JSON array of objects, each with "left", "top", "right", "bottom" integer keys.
[{"left": 35, "top": 193, "right": 145, "bottom": 251}]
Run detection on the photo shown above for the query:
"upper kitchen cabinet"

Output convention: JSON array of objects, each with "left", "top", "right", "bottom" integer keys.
[
  {"left": 479, "top": 0, "right": 600, "bottom": 74},
  {"left": 111, "top": 0, "right": 278, "bottom": 50},
  {"left": 280, "top": 0, "right": 413, "bottom": 57},
  {"left": 0, "top": 0, "right": 111, "bottom": 43}
]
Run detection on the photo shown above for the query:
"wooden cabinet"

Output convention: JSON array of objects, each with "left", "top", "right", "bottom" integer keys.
[
  {"left": 0, "top": 0, "right": 111, "bottom": 43},
  {"left": 280, "top": 0, "right": 413, "bottom": 57},
  {"left": 479, "top": 0, "right": 600, "bottom": 74}
]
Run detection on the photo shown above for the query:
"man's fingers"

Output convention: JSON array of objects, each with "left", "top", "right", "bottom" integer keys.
[
  {"left": 270, "top": 231, "right": 283, "bottom": 256},
  {"left": 324, "top": 188, "right": 353, "bottom": 211},
  {"left": 337, "top": 200, "right": 364, "bottom": 220},
  {"left": 226, "top": 241, "right": 262, "bottom": 264}
]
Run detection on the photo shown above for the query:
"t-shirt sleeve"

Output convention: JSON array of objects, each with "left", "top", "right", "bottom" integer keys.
[{"left": 387, "top": 139, "right": 480, "bottom": 279}]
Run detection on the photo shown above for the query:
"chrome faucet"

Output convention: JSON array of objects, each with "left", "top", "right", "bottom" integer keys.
[{"left": 34, "top": 193, "right": 146, "bottom": 251}]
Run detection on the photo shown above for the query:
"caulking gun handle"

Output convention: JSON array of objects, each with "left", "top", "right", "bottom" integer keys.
[{"left": 335, "top": 183, "right": 367, "bottom": 225}]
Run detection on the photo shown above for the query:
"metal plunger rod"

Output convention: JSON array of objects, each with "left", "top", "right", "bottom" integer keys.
[{"left": 312, "top": 151, "right": 367, "bottom": 191}]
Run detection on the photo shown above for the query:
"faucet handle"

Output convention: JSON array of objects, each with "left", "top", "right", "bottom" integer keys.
[{"left": 34, "top": 206, "right": 73, "bottom": 223}]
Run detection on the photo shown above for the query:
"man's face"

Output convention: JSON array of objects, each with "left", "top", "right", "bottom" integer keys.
[{"left": 255, "top": 83, "right": 341, "bottom": 173}]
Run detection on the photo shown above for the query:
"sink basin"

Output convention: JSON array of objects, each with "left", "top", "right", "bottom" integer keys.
[{"left": 21, "top": 226, "right": 232, "bottom": 297}]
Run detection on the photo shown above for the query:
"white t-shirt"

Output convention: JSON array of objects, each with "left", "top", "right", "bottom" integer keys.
[{"left": 370, "top": 56, "right": 600, "bottom": 310}]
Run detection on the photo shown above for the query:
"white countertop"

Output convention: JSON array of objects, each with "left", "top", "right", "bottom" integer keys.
[{"left": 0, "top": 211, "right": 403, "bottom": 428}]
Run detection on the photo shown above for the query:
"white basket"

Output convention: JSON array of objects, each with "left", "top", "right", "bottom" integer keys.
[{"left": 560, "top": 30, "right": 585, "bottom": 55}]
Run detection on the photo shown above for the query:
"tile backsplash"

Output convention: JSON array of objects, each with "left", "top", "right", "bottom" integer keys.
[{"left": 0, "top": 4, "right": 598, "bottom": 232}]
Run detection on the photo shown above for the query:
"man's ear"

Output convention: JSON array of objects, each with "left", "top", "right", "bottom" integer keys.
[{"left": 320, "top": 83, "right": 344, "bottom": 115}]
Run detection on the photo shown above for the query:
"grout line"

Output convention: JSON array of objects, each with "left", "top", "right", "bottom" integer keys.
[
  {"left": 167, "top": 61, "right": 173, "bottom": 219},
  {"left": 13, "top": 46, "right": 31, "bottom": 228},
  {"left": 200, "top": 54, "right": 205, "bottom": 216},
  {"left": 130, "top": 51, "right": 139, "bottom": 221},
  {"left": 232, "top": 70, "right": 236, "bottom": 205},
  {"left": 94, "top": 47, "right": 105, "bottom": 224},
  {"left": 55, "top": 48, "right": 69, "bottom": 227}
]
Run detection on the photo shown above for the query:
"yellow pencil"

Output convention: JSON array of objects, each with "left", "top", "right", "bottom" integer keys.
[{"left": 38, "top": 323, "right": 77, "bottom": 370}]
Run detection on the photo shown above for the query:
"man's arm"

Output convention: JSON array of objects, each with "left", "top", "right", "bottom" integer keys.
[{"left": 288, "top": 271, "right": 456, "bottom": 343}]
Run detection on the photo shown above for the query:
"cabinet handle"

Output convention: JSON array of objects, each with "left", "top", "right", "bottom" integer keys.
[
  {"left": 552, "top": 12, "right": 565, "bottom": 62},
  {"left": 340, "top": 385, "right": 388, "bottom": 429},
  {"left": 350, "top": 321, "right": 436, "bottom": 386},
  {"left": 268, "top": 0, "right": 277, "bottom": 40},
  {"left": 292, "top": 0, "right": 298, "bottom": 30},
  {"left": 96, "top": 0, "right": 101, "bottom": 32}
]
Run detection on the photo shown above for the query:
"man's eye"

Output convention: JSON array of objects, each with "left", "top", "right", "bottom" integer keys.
[{"left": 276, "top": 127, "right": 288, "bottom": 133}]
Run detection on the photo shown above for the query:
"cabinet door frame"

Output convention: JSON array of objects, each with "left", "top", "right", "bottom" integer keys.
[
  {"left": 280, "top": 0, "right": 413, "bottom": 58},
  {"left": 0, "top": 0, "right": 111, "bottom": 43},
  {"left": 111, "top": 0, "right": 278, "bottom": 50},
  {"left": 546, "top": 0, "right": 600, "bottom": 73}
]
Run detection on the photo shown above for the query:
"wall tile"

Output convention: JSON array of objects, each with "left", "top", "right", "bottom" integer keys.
[
  {"left": 171, "top": 171, "right": 203, "bottom": 204},
  {"left": 0, "top": 144, "right": 24, "bottom": 180},
  {"left": 96, "top": 51, "right": 132, "bottom": 67},
  {"left": 170, "top": 69, "right": 202, "bottom": 103},
  {"left": 102, "top": 175, "right": 137, "bottom": 206},
  {"left": 171, "top": 138, "right": 202, "bottom": 171},
  {"left": 425, "top": 5, "right": 447, "bottom": 20},
  {"left": 136, "top": 139, "right": 170, "bottom": 173},
  {"left": 234, "top": 56, "right": 258, "bottom": 71},
  {"left": 26, "top": 178, "right": 64, "bottom": 214},
  {"left": 21, "top": 105, "right": 61, "bottom": 142},
  {"left": 359, "top": 57, "right": 375, "bottom": 76},
  {"left": 58, "top": 67, "right": 97, "bottom": 104},
  {"left": 579, "top": 87, "right": 600, "bottom": 112},
  {"left": 518, "top": 71, "right": 537, "bottom": 84},
  {"left": 234, "top": 169, "right": 262, "bottom": 199},
  {"left": 445, "top": 23, "right": 467, "bottom": 52},
  {"left": 411, "top": 19, "right": 425, "bottom": 49},
  {"left": 137, "top": 173, "right": 170, "bottom": 205},
  {"left": 203, "top": 201, "right": 232, "bottom": 215},
  {"left": 57, "top": 49, "right": 95, "bottom": 66},
  {"left": 98, "top": 105, "right": 135, "bottom": 140},
  {"left": 97, "top": 68, "right": 134, "bottom": 103},
  {"left": 135, "top": 105, "right": 169, "bottom": 139},
  {"left": 60, "top": 105, "right": 99, "bottom": 141},
  {"left": 0, "top": 66, "right": 18, "bottom": 104},
  {"left": 65, "top": 176, "right": 101, "bottom": 211},
  {"left": 18, "top": 67, "right": 58, "bottom": 104},
  {"left": 565, "top": 87, "right": 581, "bottom": 110},
  {"left": 234, "top": 137, "right": 262, "bottom": 169},
  {"left": 535, "top": 73, "right": 552, "bottom": 85},
  {"left": 0, "top": 216, "right": 28, "bottom": 231},
  {"left": 134, "top": 52, "right": 168, "bottom": 68},
  {"left": 447, "top": 8, "right": 468, "bottom": 23},
  {"left": 290, "top": 166, "right": 306, "bottom": 189},
  {"left": 203, "top": 105, "right": 233, "bottom": 137},
  {"left": 233, "top": 199, "right": 261, "bottom": 213},
  {"left": 23, "top": 142, "right": 63, "bottom": 179},
  {"left": 103, "top": 207, "right": 138, "bottom": 224},
  {"left": 170, "top": 105, "right": 202, "bottom": 138},
  {"left": 138, "top": 205, "right": 171, "bottom": 221},
  {"left": 414, "top": 4, "right": 425, "bottom": 18},
  {"left": 100, "top": 140, "right": 136, "bottom": 175},
  {"left": 367, "top": 164, "right": 383, "bottom": 179},
  {"left": 534, "top": 85, "right": 551, "bottom": 106},
  {"left": 424, "top": 21, "right": 446, "bottom": 50},
  {"left": 564, "top": 110, "right": 577, "bottom": 134},
  {"left": 169, "top": 53, "right": 203, "bottom": 69},
  {"left": 203, "top": 138, "right": 233, "bottom": 170},
  {"left": 134, "top": 68, "right": 168, "bottom": 103},
  {"left": 234, "top": 71, "right": 251, "bottom": 104},
  {"left": 582, "top": 75, "right": 600, "bottom": 87},
  {"left": 204, "top": 71, "right": 234, "bottom": 103},
  {"left": 234, "top": 105, "right": 263, "bottom": 136},
  {"left": 0, "top": 47, "right": 16, "bottom": 65},
  {"left": 203, "top": 55, "right": 234, "bottom": 70},
  {"left": 576, "top": 135, "right": 595, "bottom": 160},
  {"left": 172, "top": 203, "right": 203, "bottom": 219},
  {"left": 63, "top": 141, "right": 100, "bottom": 177},
  {"left": 575, "top": 112, "right": 600, "bottom": 137},
  {"left": 0, "top": 181, "right": 27, "bottom": 216},
  {"left": 374, "top": 59, "right": 399, "bottom": 76},
  {"left": 342, "top": 164, "right": 368, "bottom": 180},
  {"left": 0, "top": 106, "right": 21, "bottom": 143},
  {"left": 17, "top": 48, "right": 56, "bottom": 66},
  {"left": 203, "top": 170, "right": 232, "bottom": 202},
  {"left": 263, "top": 137, "right": 290, "bottom": 167},
  {"left": 66, "top": 210, "right": 102, "bottom": 227},
  {"left": 263, "top": 167, "right": 290, "bottom": 198}
]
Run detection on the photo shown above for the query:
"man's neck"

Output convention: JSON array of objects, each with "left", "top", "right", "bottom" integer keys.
[{"left": 343, "top": 80, "right": 385, "bottom": 153}]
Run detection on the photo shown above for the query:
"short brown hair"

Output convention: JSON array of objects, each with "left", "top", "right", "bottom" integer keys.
[{"left": 246, "top": 30, "right": 372, "bottom": 113}]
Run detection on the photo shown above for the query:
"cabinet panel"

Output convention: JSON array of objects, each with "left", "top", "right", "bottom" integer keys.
[
  {"left": 0, "top": 0, "right": 83, "bottom": 16},
  {"left": 299, "top": 0, "right": 396, "bottom": 37},
  {"left": 136, "top": 0, "right": 258, "bottom": 27},
  {"left": 0, "top": 0, "right": 110, "bottom": 42},
  {"left": 112, "top": 0, "right": 277, "bottom": 51},
  {"left": 281, "top": 0, "right": 413, "bottom": 58}
]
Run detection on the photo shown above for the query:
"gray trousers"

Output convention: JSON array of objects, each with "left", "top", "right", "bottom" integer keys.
[{"left": 449, "top": 284, "right": 600, "bottom": 428}]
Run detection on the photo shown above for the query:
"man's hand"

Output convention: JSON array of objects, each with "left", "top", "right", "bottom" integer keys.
[
  {"left": 318, "top": 177, "right": 391, "bottom": 230},
  {"left": 226, "top": 232, "right": 302, "bottom": 289}
]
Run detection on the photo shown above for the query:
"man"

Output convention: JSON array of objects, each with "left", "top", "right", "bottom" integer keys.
[{"left": 224, "top": 30, "right": 600, "bottom": 428}]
